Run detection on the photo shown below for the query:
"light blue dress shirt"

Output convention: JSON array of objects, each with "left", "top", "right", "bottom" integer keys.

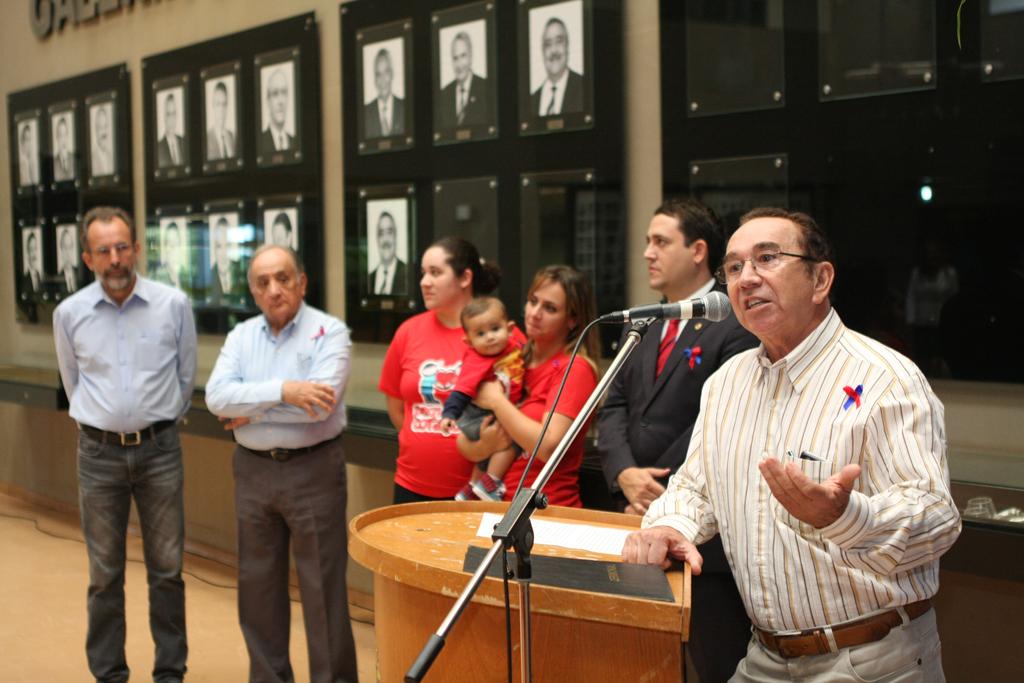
[
  {"left": 53, "top": 276, "right": 198, "bottom": 433},
  {"left": 205, "top": 303, "right": 351, "bottom": 450}
]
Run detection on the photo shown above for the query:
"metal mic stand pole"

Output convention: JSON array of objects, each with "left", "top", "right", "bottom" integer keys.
[{"left": 405, "top": 318, "right": 654, "bottom": 682}]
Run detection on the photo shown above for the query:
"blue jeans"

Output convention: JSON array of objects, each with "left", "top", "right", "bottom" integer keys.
[{"left": 77, "top": 426, "right": 187, "bottom": 683}]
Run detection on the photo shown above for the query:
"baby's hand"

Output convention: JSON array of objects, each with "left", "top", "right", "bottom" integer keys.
[{"left": 439, "top": 418, "right": 456, "bottom": 437}]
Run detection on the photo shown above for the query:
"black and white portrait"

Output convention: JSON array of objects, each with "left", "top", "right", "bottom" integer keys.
[
  {"left": 155, "top": 86, "right": 188, "bottom": 169},
  {"left": 21, "top": 226, "right": 44, "bottom": 295},
  {"left": 365, "top": 197, "right": 410, "bottom": 297},
  {"left": 154, "top": 217, "right": 191, "bottom": 293},
  {"left": 528, "top": 0, "right": 586, "bottom": 117},
  {"left": 362, "top": 37, "right": 407, "bottom": 139},
  {"left": 50, "top": 109, "right": 77, "bottom": 182},
  {"left": 207, "top": 212, "right": 247, "bottom": 306},
  {"left": 258, "top": 59, "right": 297, "bottom": 157},
  {"left": 16, "top": 116, "right": 40, "bottom": 188},
  {"left": 55, "top": 224, "right": 82, "bottom": 296},
  {"left": 436, "top": 19, "right": 491, "bottom": 130},
  {"left": 263, "top": 208, "right": 299, "bottom": 250},
  {"left": 203, "top": 73, "right": 239, "bottom": 162},
  {"left": 89, "top": 101, "right": 116, "bottom": 178}
]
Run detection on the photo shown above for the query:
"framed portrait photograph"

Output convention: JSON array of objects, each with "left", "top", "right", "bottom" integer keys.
[
  {"left": 255, "top": 47, "right": 303, "bottom": 167},
  {"left": 357, "top": 20, "right": 415, "bottom": 154},
  {"left": 54, "top": 223, "right": 84, "bottom": 299},
  {"left": 48, "top": 102, "right": 78, "bottom": 187},
  {"left": 360, "top": 186, "right": 415, "bottom": 307},
  {"left": 518, "top": 0, "right": 595, "bottom": 136},
  {"left": 86, "top": 91, "right": 118, "bottom": 187},
  {"left": 156, "top": 216, "right": 193, "bottom": 295},
  {"left": 432, "top": 2, "right": 498, "bottom": 145},
  {"left": 14, "top": 110, "right": 41, "bottom": 192},
  {"left": 20, "top": 225, "right": 44, "bottom": 299},
  {"left": 204, "top": 207, "right": 250, "bottom": 308},
  {"left": 202, "top": 61, "right": 243, "bottom": 173},
  {"left": 259, "top": 196, "right": 301, "bottom": 251},
  {"left": 153, "top": 74, "right": 190, "bottom": 180}
]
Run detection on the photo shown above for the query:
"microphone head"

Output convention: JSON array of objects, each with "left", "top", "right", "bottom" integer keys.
[{"left": 702, "top": 291, "right": 733, "bottom": 322}]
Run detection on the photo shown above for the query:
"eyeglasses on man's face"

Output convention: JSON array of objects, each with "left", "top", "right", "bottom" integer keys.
[{"left": 715, "top": 247, "right": 817, "bottom": 285}]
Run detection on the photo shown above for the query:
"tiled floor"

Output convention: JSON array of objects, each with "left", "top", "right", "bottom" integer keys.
[{"left": 0, "top": 492, "right": 377, "bottom": 682}]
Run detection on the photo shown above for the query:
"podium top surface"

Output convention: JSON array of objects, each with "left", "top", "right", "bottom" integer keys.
[{"left": 349, "top": 500, "right": 689, "bottom": 635}]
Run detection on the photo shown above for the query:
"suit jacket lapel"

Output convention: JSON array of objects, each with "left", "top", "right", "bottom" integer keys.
[
  {"left": 642, "top": 318, "right": 712, "bottom": 412},
  {"left": 639, "top": 319, "right": 661, "bottom": 402}
]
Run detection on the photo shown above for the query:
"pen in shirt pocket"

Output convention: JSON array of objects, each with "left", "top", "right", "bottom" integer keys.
[{"left": 786, "top": 450, "right": 826, "bottom": 462}]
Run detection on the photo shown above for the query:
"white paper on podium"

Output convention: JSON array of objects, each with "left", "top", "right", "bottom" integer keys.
[{"left": 476, "top": 512, "right": 631, "bottom": 556}]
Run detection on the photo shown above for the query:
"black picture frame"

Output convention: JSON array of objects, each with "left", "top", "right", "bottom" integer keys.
[
  {"left": 432, "top": 1, "right": 499, "bottom": 145},
  {"left": 518, "top": 0, "right": 595, "bottom": 136},
  {"left": 13, "top": 110, "right": 42, "bottom": 194},
  {"left": 358, "top": 183, "right": 417, "bottom": 310},
  {"left": 357, "top": 19, "right": 416, "bottom": 154},
  {"left": 258, "top": 195, "right": 303, "bottom": 252},
  {"left": 201, "top": 60, "right": 244, "bottom": 174},
  {"left": 8, "top": 63, "right": 133, "bottom": 325},
  {"left": 255, "top": 47, "right": 304, "bottom": 167},
  {"left": 152, "top": 74, "right": 191, "bottom": 180},
  {"left": 47, "top": 101, "right": 79, "bottom": 189},
  {"left": 85, "top": 90, "right": 120, "bottom": 188},
  {"left": 142, "top": 13, "right": 323, "bottom": 335}
]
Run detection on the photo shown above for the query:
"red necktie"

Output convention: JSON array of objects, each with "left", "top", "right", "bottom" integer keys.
[{"left": 656, "top": 318, "right": 680, "bottom": 377}]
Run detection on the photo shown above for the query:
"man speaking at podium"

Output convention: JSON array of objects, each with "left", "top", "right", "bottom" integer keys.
[
  {"left": 598, "top": 199, "right": 756, "bottom": 682},
  {"left": 206, "top": 246, "right": 358, "bottom": 683},
  {"left": 624, "top": 208, "right": 961, "bottom": 681}
]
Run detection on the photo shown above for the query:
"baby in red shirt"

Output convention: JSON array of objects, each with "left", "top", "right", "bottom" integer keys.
[{"left": 440, "top": 297, "right": 526, "bottom": 501}]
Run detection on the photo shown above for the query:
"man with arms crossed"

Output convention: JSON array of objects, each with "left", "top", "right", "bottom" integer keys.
[
  {"left": 598, "top": 199, "right": 756, "bottom": 682},
  {"left": 53, "top": 206, "right": 196, "bottom": 683},
  {"left": 206, "top": 245, "right": 358, "bottom": 683},
  {"left": 623, "top": 208, "right": 961, "bottom": 681}
]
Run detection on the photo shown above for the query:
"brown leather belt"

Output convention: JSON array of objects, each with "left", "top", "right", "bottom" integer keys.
[{"left": 755, "top": 599, "right": 932, "bottom": 659}]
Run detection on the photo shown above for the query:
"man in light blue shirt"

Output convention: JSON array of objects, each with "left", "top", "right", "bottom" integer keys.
[
  {"left": 53, "top": 206, "right": 196, "bottom": 683},
  {"left": 206, "top": 245, "right": 358, "bottom": 683}
]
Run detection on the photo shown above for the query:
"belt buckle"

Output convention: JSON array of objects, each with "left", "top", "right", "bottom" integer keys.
[
  {"left": 120, "top": 431, "right": 142, "bottom": 446},
  {"left": 270, "top": 448, "right": 290, "bottom": 462}
]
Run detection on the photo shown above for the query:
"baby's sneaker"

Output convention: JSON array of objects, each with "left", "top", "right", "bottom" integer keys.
[{"left": 471, "top": 473, "right": 506, "bottom": 502}]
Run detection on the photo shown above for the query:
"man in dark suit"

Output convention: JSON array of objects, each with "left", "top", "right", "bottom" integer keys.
[
  {"left": 53, "top": 116, "right": 75, "bottom": 182},
  {"left": 258, "top": 67, "right": 294, "bottom": 156},
  {"left": 205, "top": 81, "right": 236, "bottom": 161},
  {"left": 597, "top": 199, "right": 757, "bottom": 683},
  {"left": 367, "top": 211, "right": 406, "bottom": 296},
  {"left": 209, "top": 218, "right": 247, "bottom": 307},
  {"left": 437, "top": 31, "right": 489, "bottom": 128},
  {"left": 530, "top": 17, "right": 584, "bottom": 117},
  {"left": 157, "top": 92, "right": 185, "bottom": 168},
  {"left": 57, "top": 226, "right": 81, "bottom": 296},
  {"left": 22, "top": 230, "right": 43, "bottom": 295},
  {"left": 363, "top": 48, "right": 405, "bottom": 139}
]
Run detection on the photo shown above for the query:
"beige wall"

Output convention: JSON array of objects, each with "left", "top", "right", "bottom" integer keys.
[{"left": 1, "top": 0, "right": 1022, "bottom": 568}]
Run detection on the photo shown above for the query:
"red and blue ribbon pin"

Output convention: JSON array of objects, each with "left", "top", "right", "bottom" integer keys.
[
  {"left": 842, "top": 384, "right": 863, "bottom": 410},
  {"left": 683, "top": 346, "right": 703, "bottom": 370}
]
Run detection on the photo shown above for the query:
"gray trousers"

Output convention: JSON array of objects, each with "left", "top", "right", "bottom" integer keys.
[{"left": 233, "top": 438, "right": 358, "bottom": 683}]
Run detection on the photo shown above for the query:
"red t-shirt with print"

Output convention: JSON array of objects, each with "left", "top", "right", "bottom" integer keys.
[
  {"left": 502, "top": 351, "right": 598, "bottom": 508},
  {"left": 379, "top": 311, "right": 473, "bottom": 497}
]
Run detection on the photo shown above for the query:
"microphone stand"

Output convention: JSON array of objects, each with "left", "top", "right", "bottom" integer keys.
[{"left": 405, "top": 318, "right": 654, "bottom": 682}]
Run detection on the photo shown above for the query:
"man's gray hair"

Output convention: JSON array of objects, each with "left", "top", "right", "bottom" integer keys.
[{"left": 248, "top": 244, "right": 305, "bottom": 284}]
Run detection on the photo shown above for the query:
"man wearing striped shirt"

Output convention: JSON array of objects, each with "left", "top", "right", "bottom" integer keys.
[{"left": 623, "top": 207, "right": 961, "bottom": 681}]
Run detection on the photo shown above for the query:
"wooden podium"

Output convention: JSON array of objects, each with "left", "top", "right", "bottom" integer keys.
[{"left": 349, "top": 500, "right": 690, "bottom": 682}]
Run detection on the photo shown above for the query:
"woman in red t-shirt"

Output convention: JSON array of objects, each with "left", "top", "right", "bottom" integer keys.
[
  {"left": 468, "top": 265, "right": 600, "bottom": 508},
  {"left": 378, "top": 237, "right": 501, "bottom": 503}
]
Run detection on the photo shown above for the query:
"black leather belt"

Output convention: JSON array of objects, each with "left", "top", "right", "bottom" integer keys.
[
  {"left": 79, "top": 420, "right": 176, "bottom": 447},
  {"left": 241, "top": 435, "right": 338, "bottom": 463}
]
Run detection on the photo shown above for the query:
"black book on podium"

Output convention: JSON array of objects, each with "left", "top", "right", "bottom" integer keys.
[{"left": 462, "top": 545, "right": 675, "bottom": 603}]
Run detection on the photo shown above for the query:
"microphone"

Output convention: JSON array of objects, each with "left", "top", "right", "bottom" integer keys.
[{"left": 599, "top": 291, "right": 732, "bottom": 324}]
